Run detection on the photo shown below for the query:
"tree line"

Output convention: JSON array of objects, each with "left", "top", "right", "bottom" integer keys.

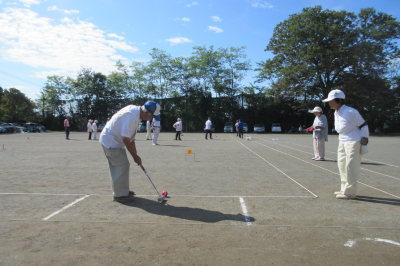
[{"left": 1, "top": 6, "right": 399, "bottom": 133}]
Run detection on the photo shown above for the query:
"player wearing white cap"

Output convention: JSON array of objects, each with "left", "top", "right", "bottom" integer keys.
[
  {"left": 310, "top": 106, "right": 328, "bottom": 161},
  {"left": 152, "top": 112, "right": 161, "bottom": 145},
  {"left": 173, "top": 118, "right": 182, "bottom": 140},
  {"left": 92, "top": 120, "right": 98, "bottom": 140},
  {"left": 322, "top": 90, "right": 369, "bottom": 199},
  {"left": 100, "top": 100, "right": 161, "bottom": 203}
]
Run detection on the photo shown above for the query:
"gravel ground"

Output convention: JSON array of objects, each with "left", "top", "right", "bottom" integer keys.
[{"left": 0, "top": 132, "right": 399, "bottom": 265}]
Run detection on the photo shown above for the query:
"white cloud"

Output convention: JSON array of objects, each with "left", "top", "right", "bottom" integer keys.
[
  {"left": 208, "top": 26, "right": 223, "bottom": 33},
  {"left": 211, "top": 16, "right": 221, "bottom": 22},
  {"left": 19, "top": 0, "right": 40, "bottom": 7},
  {"left": 6, "top": 2, "right": 18, "bottom": 5},
  {"left": 108, "top": 33, "right": 124, "bottom": 41},
  {"left": 182, "top": 17, "right": 190, "bottom": 22},
  {"left": 186, "top": 1, "right": 198, "bottom": 7},
  {"left": 166, "top": 37, "right": 192, "bottom": 45},
  {"left": 248, "top": 0, "right": 274, "bottom": 8},
  {"left": 63, "top": 9, "right": 79, "bottom": 15},
  {"left": 0, "top": 8, "right": 139, "bottom": 78},
  {"left": 47, "top": 5, "right": 79, "bottom": 15}
]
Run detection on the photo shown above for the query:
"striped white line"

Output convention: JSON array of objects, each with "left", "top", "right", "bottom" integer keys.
[
  {"left": 231, "top": 136, "right": 318, "bottom": 198},
  {"left": 239, "top": 197, "right": 251, "bottom": 226},
  {"left": 345, "top": 238, "right": 400, "bottom": 248},
  {"left": 42, "top": 195, "right": 90, "bottom": 221}
]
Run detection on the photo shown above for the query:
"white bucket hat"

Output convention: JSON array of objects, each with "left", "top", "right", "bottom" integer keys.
[
  {"left": 310, "top": 107, "right": 323, "bottom": 113},
  {"left": 322, "top": 90, "right": 345, "bottom": 102}
]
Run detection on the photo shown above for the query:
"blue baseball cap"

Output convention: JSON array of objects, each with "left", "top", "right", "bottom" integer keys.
[{"left": 144, "top": 100, "right": 161, "bottom": 121}]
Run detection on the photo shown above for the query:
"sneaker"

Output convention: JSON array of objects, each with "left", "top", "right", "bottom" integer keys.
[
  {"left": 336, "top": 193, "right": 355, "bottom": 199},
  {"left": 113, "top": 195, "right": 134, "bottom": 203},
  {"left": 334, "top": 191, "right": 343, "bottom": 195},
  {"left": 129, "top": 191, "right": 136, "bottom": 196},
  {"left": 312, "top": 157, "right": 317, "bottom": 160},
  {"left": 315, "top": 158, "right": 325, "bottom": 161}
]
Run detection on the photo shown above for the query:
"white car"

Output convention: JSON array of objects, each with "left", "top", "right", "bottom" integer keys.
[
  {"left": 254, "top": 124, "right": 265, "bottom": 133},
  {"left": 271, "top": 123, "right": 282, "bottom": 133},
  {"left": 243, "top": 123, "right": 248, "bottom": 133},
  {"left": 224, "top": 122, "right": 234, "bottom": 133}
]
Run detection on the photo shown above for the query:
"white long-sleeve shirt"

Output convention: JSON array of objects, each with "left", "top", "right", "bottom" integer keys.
[
  {"left": 334, "top": 105, "right": 369, "bottom": 144},
  {"left": 87, "top": 123, "right": 93, "bottom": 132}
]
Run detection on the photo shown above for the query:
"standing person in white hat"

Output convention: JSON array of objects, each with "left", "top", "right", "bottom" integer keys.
[
  {"left": 152, "top": 112, "right": 161, "bottom": 145},
  {"left": 92, "top": 120, "right": 98, "bottom": 140},
  {"left": 146, "top": 120, "right": 152, "bottom": 140},
  {"left": 87, "top": 119, "right": 93, "bottom": 140},
  {"left": 322, "top": 90, "right": 369, "bottom": 199},
  {"left": 99, "top": 100, "right": 161, "bottom": 203},
  {"left": 310, "top": 107, "right": 328, "bottom": 161},
  {"left": 173, "top": 118, "right": 183, "bottom": 140}
]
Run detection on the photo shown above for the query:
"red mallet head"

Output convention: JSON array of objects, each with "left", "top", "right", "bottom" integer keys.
[{"left": 162, "top": 191, "right": 168, "bottom": 197}]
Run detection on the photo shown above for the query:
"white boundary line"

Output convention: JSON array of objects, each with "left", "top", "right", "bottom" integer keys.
[
  {"left": 230, "top": 136, "right": 318, "bottom": 198},
  {"left": 42, "top": 195, "right": 90, "bottom": 221},
  {"left": 253, "top": 138, "right": 400, "bottom": 199},
  {"left": 239, "top": 197, "right": 252, "bottom": 226},
  {"left": 0, "top": 192, "right": 314, "bottom": 198},
  {"left": 257, "top": 138, "right": 400, "bottom": 182}
]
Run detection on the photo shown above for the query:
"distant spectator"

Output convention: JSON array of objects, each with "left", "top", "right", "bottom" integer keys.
[
  {"left": 383, "top": 123, "right": 389, "bottom": 135},
  {"left": 299, "top": 125, "right": 303, "bottom": 133},
  {"left": 235, "top": 120, "right": 239, "bottom": 136},
  {"left": 64, "top": 116, "right": 70, "bottom": 140},
  {"left": 87, "top": 119, "right": 93, "bottom": 140},
  {"left": 238, "top": 119, "right": 244, "bottom": 138},
  {"left": 92, "top": 120, "right": 98, "bottom": 140},
  {"left": 146, "top": 120, "right": 152, "bottom": 140},
  {"left": 375, "top": 128, "right": 380, "bottom": 135},
  {"left": 173, "top": 118, "right": 182, "bottom": 140}
]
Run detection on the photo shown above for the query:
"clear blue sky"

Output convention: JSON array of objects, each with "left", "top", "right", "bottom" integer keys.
[{"left": 1, "top": 0, "right": 399, "bottom": 100}]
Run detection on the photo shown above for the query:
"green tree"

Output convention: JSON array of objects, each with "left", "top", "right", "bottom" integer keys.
[{"left": 0, "top": 88, "right": 37, "bottom": 122}]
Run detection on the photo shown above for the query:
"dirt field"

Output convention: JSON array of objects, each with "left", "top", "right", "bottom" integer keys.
[{"left": 0, "top": 132, "right": 399, "bottom": 265}]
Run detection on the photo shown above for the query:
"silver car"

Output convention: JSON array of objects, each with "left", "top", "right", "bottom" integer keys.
[{"left": 254, "top": 124, "right": 265, "bottom": 133}]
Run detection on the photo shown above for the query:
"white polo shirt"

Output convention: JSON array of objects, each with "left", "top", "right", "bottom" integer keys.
[
  {"left": 174, "top": 121, "right": 182, "bottom": 131},
  {"left": 334, "top": 105, "right": 369, "bottom": 144},
  {"left": 100, "top": 105, "right": 141, "bottom": 148},
  {"left": 205, "top": 120, "right": 212, "bottom": 130}
]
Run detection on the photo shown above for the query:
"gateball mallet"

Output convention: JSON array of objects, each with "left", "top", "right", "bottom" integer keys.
[{"left": 140, "top": 165, "right": 166, "bottom": 202}]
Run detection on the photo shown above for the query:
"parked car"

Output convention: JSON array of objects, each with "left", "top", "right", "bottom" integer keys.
[
  {"left": 0, "top": 126, "right": 7, "bottom": 133},
  {"left": 271, "top": 123, "right": 282, "bottom": 133},
  {"left": 243, "top": 123, "right": 248, "bottom": 133},
  {"left": 254, "top": 124, "right": 265, "bottom": 133},
  {"left": 23, "top": 122, "right": 45, "bottom": 132},
  {"left": 224, "top": 122, "right": 234, "bottom": 133},
  {"left": 0, "top": 122, "right": 15, "bottom": 133},
  {"left": 9, "top": 123, "right": 27, "bottom": 133},
  {"left": 97, "top": 124, "right": 106, "bottom": 132}
]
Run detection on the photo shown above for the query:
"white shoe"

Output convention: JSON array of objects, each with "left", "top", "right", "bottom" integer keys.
[
  {"left": 312, "top": 157, "right": 317, "bottom": 160},
  {"left": 334, "top": 191, "right": 343, "bottom": 195},
  {"left": 315, "top": 158, "right": 325, "bottom": 161},
  {"left": 336, "top": 193, "right": 355, "bottom": 199}
]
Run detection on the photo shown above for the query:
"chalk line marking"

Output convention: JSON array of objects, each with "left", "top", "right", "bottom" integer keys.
[
  {"left": 231, "top": 136, "right": 318, "bottom": 198},
  {"left": 0, "top": 192, "right": 314, "bottom": 198},
  {"left": 345, "top": 238, "right": 400, "bottom": 247},
  {"left": 239, "top": 197, "right": 252, "bottom": 226},
  {"left": 42, "top": 195, "right": 90, "bottom": 221},
  {"left": 283, "top": 140, "right": 400, "bottom": 168},
  {"left": 256, "top": 138, "right": 400, "bottom": 182},
  {"left": 253, "top": 139, "right": 400, "bottom": 199}
]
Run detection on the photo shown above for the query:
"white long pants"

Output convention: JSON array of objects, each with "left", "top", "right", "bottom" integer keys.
[
  {"left": 92, "top": 131, "right": 97, "bottom": 140},
  {"left": 313, "top": 138, "right": 325, "bottom": 159},
  {"left": 146, "top": 127, "right": 152, "bottom": 140},
  {"left": 337, "top": 141, "right": 362, "bottom": 197},
  {"left": 152, "top": 127, "right": 160, "bottom": 145}
]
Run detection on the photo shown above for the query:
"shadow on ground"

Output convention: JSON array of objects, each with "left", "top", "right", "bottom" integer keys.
[
  {"left": 355, "top": 196, "right": 400, "bottom": 206},
  {"left": 123, "top": 197, "right": 255, "bottom": 223}
]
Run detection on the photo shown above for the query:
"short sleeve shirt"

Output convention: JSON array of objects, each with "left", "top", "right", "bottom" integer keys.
[{"left": 205, "top": 120, "right": 212, "bottom": 130}]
